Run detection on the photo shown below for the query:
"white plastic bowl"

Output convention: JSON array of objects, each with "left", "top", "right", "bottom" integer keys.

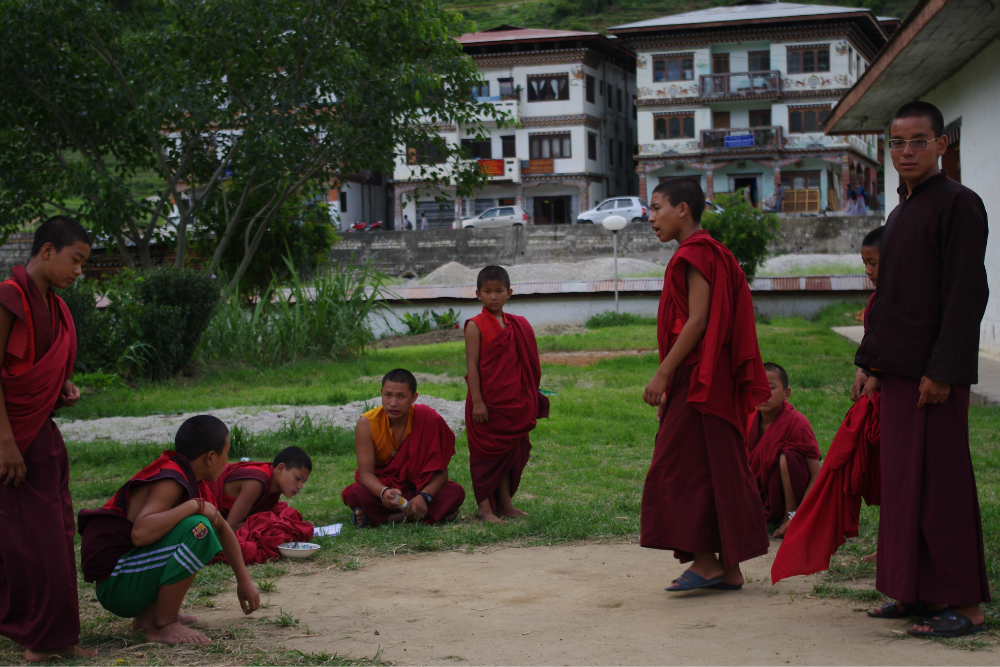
[{"left": 277, "top": 542, "right": 322, "bottom": 559}]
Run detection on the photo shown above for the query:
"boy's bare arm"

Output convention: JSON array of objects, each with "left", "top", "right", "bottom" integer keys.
[
  {"left": 354, "top": 417, "right": 400, "bottom": 511},
  {"left": 214, "top": 518, "right": 260, "bottom": 615},
  {"left": 225, "top": 480, "right": 265, "bottom": 531},
  {"left": 644, "top": 265, "right": 710, "bottom": 407},
  {"left": 0, "top": 306, "right": 24, "bottom": 487},
  {"left": 131, "top": 479, "right": 214, "bottom": 546},
  {"left": 801, "top": 456, "right": 823, "bottom": 502},
  {"left": 464, "top": 322, "right": 488, "bottom": 422}
]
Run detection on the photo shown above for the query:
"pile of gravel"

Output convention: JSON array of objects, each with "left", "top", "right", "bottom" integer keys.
[
  {"left": 417, "top": 258, "right": 664, "bottom": 286},
  {"left": 759, "top": 253, "right": 863, "bottom": 275}
]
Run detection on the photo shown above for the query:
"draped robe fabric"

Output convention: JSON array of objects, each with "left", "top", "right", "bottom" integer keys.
[
  {"left": 208, "top": 462, "right": 313, "bottom": 565},
  {"left": 746, "top": 401, "right": 821, "bottom": 522},
  {"left": 465, "top": 310, "right": 549, "bottom": 510},
  {"left": 640, "top": 231, "right": 771, "bottom": 568},
  {"left": 342, "top": 405, "right": 465, "bottom": 525},
  {"left": 0, "top": 266, "right": 80, "bottom": 652},
  {"left": 78, "top": 451, "right": 213, "bottom": 583}
]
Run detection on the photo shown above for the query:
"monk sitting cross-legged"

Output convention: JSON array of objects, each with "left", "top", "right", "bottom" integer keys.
[
  {"left": 640, "top": 178, "right": 771, "bottom": 593},
  {"left": 464, "top": 265, "right": 549, "bottom": 524},
  {"left": 207, "top": 446, "right": 314, "bottom": 564},
  {"left": 342, "top": 369, "right": 466, "bottom": 527},
  {"left": 747, "top": 363, "right": 822, "bottom": 539}
]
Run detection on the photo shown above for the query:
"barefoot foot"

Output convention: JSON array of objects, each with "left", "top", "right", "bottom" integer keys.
[
  {"left": 478, "top": 511, "right": 506, "bottom": 524},
  {"left": 25, "top": 646, "right": 98, "bottom": 662},
  {"left": 773, "top": 518, "right": 790, "bottom": 539},
  {"left": 496, "top": 506, "right": 528, "bottom": 518},
  {"left": 146, "top": 621, "right": 211, "bottom": 645},
  {"left": 862, "top": 550, "right": 877, "bottom": 563}
]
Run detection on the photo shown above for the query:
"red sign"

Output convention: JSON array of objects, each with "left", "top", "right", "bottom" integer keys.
[
  {"left": 522, "top": 159, "right": 554, "bottom": 175},
  {"left": 478, "top": 159, "right": 505, "bottom": 176}
]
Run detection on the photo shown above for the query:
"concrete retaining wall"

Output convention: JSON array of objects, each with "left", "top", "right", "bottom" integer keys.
[{"left": 332, "top": 214, "right": 885, "bottom": 277}]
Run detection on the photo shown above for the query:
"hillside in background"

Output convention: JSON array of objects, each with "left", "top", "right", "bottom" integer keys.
[{"left": 444, "top": 0, "right": 918, "bottom": 34}]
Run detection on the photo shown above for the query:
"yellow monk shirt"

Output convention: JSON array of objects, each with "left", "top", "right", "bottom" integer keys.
[{"left": 363, "top": 405, "right": 414, "bottom": 464}]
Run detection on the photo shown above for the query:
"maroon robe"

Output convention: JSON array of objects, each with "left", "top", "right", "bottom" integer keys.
[
  {"left": 858, "top": 173, "right": 990, "bottom": 606},
  {"left": 207, "top": 462, "right": 314, "bottom": 565},
  {"left": 640, "top": 231, "right": 771, "bottom": 567},
  {"left": 465, "top": 310, "right": 549, "bottom": 511},
  {"left": 0, "top": 266, "right": 79, "bottom": 652},
  {"left": 342, "top": 405, "right": 466, "bottom": 525},
  {"left": 746, "top": 402, "right": 821, "bottom": 523}
]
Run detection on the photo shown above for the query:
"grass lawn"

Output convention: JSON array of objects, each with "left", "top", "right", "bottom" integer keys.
[{"left": 3, "top": 304, "right": 998, "bottom": 663}]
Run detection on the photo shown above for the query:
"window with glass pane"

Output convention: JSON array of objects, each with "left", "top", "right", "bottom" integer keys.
[
  {"left": 788, "top": 106, "right": 831, "bottom": 133},
  {"left": 683, "top": 116, "right": 694, "bottom": 136},
  {"left": 749, "top": 109, "right": 771, "bottom": 127},
  {"left": 473, "top": 82, "right": 490, "bottom": 98},
  {"left": 501, "top": 135, "right": 516, "bottom": 158},
  {"left": 529, "top": 134, "right": 571, "bottom": 160},
  {"left": 617, "top": 88, "right": 622, "bottom": 111},
  {"left": 588, "top": 133, "right": 597, "bottom": 160},
  {"left": 597, "top": 200, "right": 616, "bottom": 211},
  {"left": 788, "top": 51, "right": 802, "bottom": 74},
  {"left": 654, "top": 56, "right": 695, "bottom": 82},
  {"left": 527, "top": 75, "right": 569, "bottom": 102},
  {"left": 749, "top": 51, "right": 771, "bottom": 71},
  {"left": 803, "top": 51, "right": 815, "bottom": 72},
  {"left": 654, "top": 59, "right": 667, "bottom": 82},
  {"left": 499, "top": 78, "right": 514, "bottom": 97},
  {"left": 655, "top": 118, "right": 667, "bottom": 140},
  {"left": 461, "top": 139, "right": 492, "bottom": 160},
  {"left": 818, "top": 49, "right": 829, "bottom": 71},
  {"left": 586, "top": 75, "right": 595, "bottom": 103},
  {"left": 607, "top": 83, "right": 613, "bottom": 107},
  {"left": 608, "top": 139, "right": 614, "bottom": 165}
]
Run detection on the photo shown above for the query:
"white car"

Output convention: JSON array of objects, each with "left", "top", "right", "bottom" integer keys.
[
  {"left": 577, "top": 196, "right": 648, "bottom": 225},
  {"left": 455, "top": 205, "right": 528, "bottom": 229}
]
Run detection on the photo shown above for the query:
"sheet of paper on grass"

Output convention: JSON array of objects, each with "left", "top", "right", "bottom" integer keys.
[{"left": 314, "top": 523, "right": 342, "bottom": 537}]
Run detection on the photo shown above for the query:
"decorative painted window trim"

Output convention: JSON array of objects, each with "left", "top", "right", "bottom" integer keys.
[
  {"left": 785, "top": 43, "right": 832, "bottom": 51},
  {"left": 651, "top": 51, "right": 694, "bottom": 59}
]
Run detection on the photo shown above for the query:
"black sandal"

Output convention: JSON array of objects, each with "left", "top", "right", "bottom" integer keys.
[
  {"left": 907, "top": 609, "right": 986, "bottom": 638},
  {"left": 867, "top": 601, "right": 931, "bottom": 619}
]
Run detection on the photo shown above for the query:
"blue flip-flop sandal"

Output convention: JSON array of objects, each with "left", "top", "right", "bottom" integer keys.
[{"left": 665, "top": 570, "right": 723, "bottom": 592}]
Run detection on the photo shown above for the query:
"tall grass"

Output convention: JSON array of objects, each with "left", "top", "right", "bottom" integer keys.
[{"left": 200, "top": 259, "right": 392, "bottom": 366}]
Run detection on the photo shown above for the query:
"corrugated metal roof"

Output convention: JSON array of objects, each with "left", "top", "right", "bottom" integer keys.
[
  {"left": 379, "top": 275, "right": 873, "bottom": 301},
  {"left": 459, "top": 28, "right": 597, "bottom": 43},
  {"left": 610, "top": 2, "right": 868, "bottom": 30}
]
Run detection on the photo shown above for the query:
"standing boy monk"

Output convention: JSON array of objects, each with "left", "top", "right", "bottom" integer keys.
[
  {"left": 343, "top": 369, "right": 465, "bottom": 527},
  {"left": 858, "top": 101, "right": 989, "bottom": 638},
  {"left": 0, "top": 216, "right": 94, "bottom": 662},
  {"left": 464, "top": 265, "right": 549, "bottom": 524},
  {"left": 771, "top": 226, "right": 884, "bottom": 583},
  {"left": 746, "top": 363, "right": 822, "bottom": 539},
  {"left": 78, "top": 415, "right": 260, "bottom": 645},
  {"left": 640, "top": 178, "right": 771, "bottom": 592},
  {"left": 207, "top": 446, "right": 314, "bottom": 564}
]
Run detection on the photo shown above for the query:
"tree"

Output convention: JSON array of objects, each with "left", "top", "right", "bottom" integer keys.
[
  {"left": 0, "top": 0, "right": 503, "bottom": 284},
  {"left": 701, "top": 190, "right": 780, "bottom": 281}
]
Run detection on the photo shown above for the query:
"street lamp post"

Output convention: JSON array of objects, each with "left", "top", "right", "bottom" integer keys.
[{"left": 602, "top": 214, "right": 628, "bottom": 312}]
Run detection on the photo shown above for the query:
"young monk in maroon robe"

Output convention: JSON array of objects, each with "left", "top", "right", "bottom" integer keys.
[
  {"left": 640, "top": 178, "right": 771, "bottom": 592},
  {"left": 464, "top": 265, "right": 549, "bottom": 524},
  {"left": 0, "top": 216, "right": 96, "bottom": 662},
  {"left": 207, "top": 446, "right": 314, "bottom": 564},
  {"left": 772, "top": 226, "right": 884, "bottom": 583},
  {"left": 343, "top": 369, "right": 465, "bottom": 527},
  {"left": 747, "top": 363, "right": 822, "bottom": 538},
  {"left": 858, "top": 101, "right": 989, "bottom": 638},
  {"left": 78, "top": 416, "right": 260, "bottom": 645}
]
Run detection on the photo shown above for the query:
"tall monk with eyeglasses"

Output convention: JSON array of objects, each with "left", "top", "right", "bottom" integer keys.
[{"left": 859, "top": 101, "right": 990, "bottom": 639}]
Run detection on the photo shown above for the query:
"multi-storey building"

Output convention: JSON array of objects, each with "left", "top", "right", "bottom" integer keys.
[
  {"left": 610, "top": 1, "right": 895, "bottom": 213},
  {"left": 392, "top": 26, "right": 637, "bottom": 228}
]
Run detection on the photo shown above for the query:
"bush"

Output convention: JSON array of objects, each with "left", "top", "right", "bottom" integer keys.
[
  {"left": 431, "top": 308, "right": 461, "bottom": 330},
  {"left": 59, "top": 269, "right": 220, "bottom": 381},
  {"left": 585, "top": 311, "right": 656, "bottom": 328},
  {"left": 401, "top": 310, "right": 432, "bottom": 335},
  {"left": 199, "top": 258, "right": 391, "bottom": 365},
  {"left": 701, "top": 190, "right": 780, "bottom": 281}
]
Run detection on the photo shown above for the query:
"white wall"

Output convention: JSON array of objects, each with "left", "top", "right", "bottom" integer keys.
[{"left": 918, "top": 38, "right": 1000, "bottom": 356}]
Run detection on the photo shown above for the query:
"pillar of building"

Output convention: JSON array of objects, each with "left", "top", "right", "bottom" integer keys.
[
  {"left": 455, "top": 195, "right": 463, "bottom": 227},
  {"left": 841, "top": 154, "right": 851, "bottom": 212},
  {"left": 515, "top": 182, "right": 525, "bottom": 210},
  {"left": 578, "top": 181, "right": 589, "bottom": 213},
  {"left": 705, "top": 169, "right": 715, "bottom": 200},
  {"left": 638, "top": 167, "right": 648, "bottom": 202},
  {"left": 393, "top": 188, "right": 403, "bottom": 229}
]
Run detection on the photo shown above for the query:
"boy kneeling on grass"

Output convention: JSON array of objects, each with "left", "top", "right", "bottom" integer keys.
[{"left": 78, "top": 416, "right": 260, "bottom": 645}]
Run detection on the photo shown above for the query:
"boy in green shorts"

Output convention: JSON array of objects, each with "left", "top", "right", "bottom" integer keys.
[{"left": 78, "top": 416, "right": 260, "bottom": 644}]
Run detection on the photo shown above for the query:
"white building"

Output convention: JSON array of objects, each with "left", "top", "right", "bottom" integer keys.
[
  {"left": 391, "top": 26, "right": 637, "bottom": 228},
  {"left": 609, "top": 1, "right": 894, "bottom": 213},
  {"left": 824, "top": 0, "right": 1000, "bottom": 356},
  {"left": 327, "top": 172, "right": 389, "bottom": 232}
]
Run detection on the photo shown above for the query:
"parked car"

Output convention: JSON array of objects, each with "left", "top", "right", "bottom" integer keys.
[
  {"left": 454, "top": 205, "right": 528, "bottom": 229},
  {"left": 577, "top": 196, "right": 648, "bottom": 225}
]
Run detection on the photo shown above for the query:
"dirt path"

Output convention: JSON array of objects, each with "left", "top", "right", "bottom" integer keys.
[{"left": 197, "top": 541, "right": 995, "bottom": 665}]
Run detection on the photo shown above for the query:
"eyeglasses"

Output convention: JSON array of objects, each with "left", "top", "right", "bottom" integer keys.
[{"left": 887, "top": 137, "right": 938, "bottom": 151}]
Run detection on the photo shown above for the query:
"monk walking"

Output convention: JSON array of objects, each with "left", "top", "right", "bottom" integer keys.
[
  {"left": 0, "top": 216, "right": 97, "bottom": 661},
  {"left": 464, "top": 265, "right": 548, "bottom": 524},
  {"left": 859, "top": 101, "right": 990, "bottom": 638},
  {"left": 640, "top": 178, "right": 771, "bottom": 591}
]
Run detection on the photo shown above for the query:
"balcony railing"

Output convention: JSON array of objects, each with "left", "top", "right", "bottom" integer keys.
[
  {"left": 700, "top": 70, "right": 781, "bottom": 98},
  {"left": 470, "top": 96, "right": 520, "bottom": 122},
  {"left": 700, "top": 126, "right": 783, "bottom": 151}
]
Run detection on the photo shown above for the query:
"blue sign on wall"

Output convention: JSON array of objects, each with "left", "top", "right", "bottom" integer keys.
[{"left": 724, "top": 134, "right": 755, "bottom": 148}]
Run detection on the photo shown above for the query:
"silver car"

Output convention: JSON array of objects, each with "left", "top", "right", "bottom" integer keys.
[
  {"left": 456, "top": 205, "right": 528, "bottom": 229},
  {"left": 577, "top": 196, "right": 648, "bottom": 225}
]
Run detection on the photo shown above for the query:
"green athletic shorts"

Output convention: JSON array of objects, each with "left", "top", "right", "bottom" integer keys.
[{"left": 96, "top": 514, "right": 222, "bottom": 618}]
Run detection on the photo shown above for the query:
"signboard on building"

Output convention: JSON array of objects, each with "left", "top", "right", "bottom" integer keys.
[
  {"left": 724, "top": 134, "right": 755, "bottom": 148},
  {"left": 478, "top": 159, "right": 505, "bottom": 176},
  {"left": 521, "top": 159, "right": 554, "bottom": 175}
]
